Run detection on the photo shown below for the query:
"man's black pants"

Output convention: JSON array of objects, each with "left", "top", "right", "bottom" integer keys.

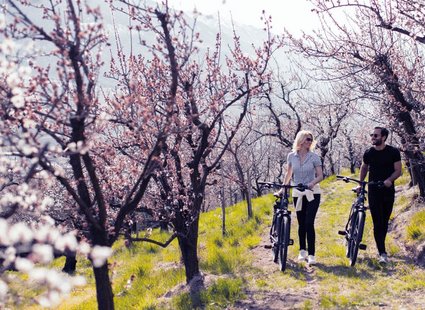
[{"left": 368, "top": 190, "right": 395, "bottom": 255}]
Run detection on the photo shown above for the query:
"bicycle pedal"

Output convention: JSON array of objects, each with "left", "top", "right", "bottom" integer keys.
[
  {"left": 338, "top": 230, "right": 347, "bottom": 236},
  {"left": 289, "top": 239, "right": 294, "bottom": 245},
  {"left": 359, "top": 244, "right": 367, "bottom": 250},
  {"left": 264, "top": 245, "right": 273, "bottom": 249}
]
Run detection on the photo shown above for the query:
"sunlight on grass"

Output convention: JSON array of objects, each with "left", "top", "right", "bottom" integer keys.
[
  {"left": 407, "top": 210, "right": 425, "bottom": 242},
  {"left": 172, "top": 278, "right": 245, "bottom": 310}
]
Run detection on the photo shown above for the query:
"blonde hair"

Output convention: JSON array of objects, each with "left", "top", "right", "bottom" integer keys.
[{"left": 292, "top": 130, "right": 317, "bottom": 152}]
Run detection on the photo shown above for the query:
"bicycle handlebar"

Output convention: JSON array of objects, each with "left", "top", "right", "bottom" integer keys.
[
  {"left": 258, "top": 182, "right": 308, "bottom": 191},
  {"left": 336, "top": 175, "right": 384, "bottom": 187}
]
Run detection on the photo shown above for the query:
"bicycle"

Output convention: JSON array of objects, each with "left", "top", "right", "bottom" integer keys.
[
  {"left": 259, "top": 182, "right": 308, "bottom": 271},
  {"left": 336, "top": 175, "right": 383, "bottom": 266}
]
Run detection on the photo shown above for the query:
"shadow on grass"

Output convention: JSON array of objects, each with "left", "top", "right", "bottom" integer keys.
[{"left": 312, "top": 261, "right": 375, "bottom": 279}]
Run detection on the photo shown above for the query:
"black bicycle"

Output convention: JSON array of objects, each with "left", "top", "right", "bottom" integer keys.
[
  {"left": 259, "top": 182, "right": 308, "bottom": 271},
  {"left": 337, "top": 175, "right": 383, "bottom": 266}
]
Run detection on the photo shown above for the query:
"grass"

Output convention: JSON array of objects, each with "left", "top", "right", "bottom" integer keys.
[
  {"left": 407, "top": 210, "right": 425, "bottom": 242},
  {"left": 172, "top": 278, "right": 245, "bottom": 310},
  {"left": 9, "top": 168, "right": 425, "bottom": 309}
]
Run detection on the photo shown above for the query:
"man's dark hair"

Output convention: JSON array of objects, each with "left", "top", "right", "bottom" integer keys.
[{"left": 375, "top": 126, "right": 389, "bottom": 141}]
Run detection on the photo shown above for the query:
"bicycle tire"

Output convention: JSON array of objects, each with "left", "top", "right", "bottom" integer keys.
[
  {"left": 279, "top": 215, "right": 291, "bottom": 272},
  {"left": 349, "top": 211, "right": 365, "bottom": 266},
  {"left": 346, "top": 210, "right": 357, "bottom": 258},
  {"left": 273, "top": 215, "right": 281, "bottom": 263}
]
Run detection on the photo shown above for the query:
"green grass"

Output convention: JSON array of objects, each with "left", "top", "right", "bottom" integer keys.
[
  {"left": 407, "top": 210, "right": 425, "bottom": 242},
  {"left": 172, "top": 278, "right": 245, "bottom": 310},
  {"left": 10, "top": 168, "right": 425, "bottom": 309}
]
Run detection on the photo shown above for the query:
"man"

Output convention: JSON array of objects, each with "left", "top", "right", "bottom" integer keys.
[{"left": 358, "top": 127, "right": 402, "bottom": 264}]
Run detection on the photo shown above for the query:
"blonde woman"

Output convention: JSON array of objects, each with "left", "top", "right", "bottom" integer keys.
[{"left": 283, "top": 130, "right": 323, "bottom": 264}]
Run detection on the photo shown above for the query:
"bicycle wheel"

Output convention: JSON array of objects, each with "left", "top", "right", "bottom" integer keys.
[
  {"left": 279, "top": 215, "right": 291, "bottom": 272},
  {"left": 273, "top": 216, "right": 281, "bottom": 263},
  {"left": 349, "top": 211, "right": 365, "bottom": 266},
  {"left": 346, "top": 211, "right": 357, "bottom": 258}
]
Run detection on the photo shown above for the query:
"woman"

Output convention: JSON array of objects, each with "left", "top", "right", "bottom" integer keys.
[{"left": 283, "top": 130, "right": 323, "bottom": 265}]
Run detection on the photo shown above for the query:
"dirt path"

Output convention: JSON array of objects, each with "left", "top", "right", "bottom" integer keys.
[
  {"left": 229, "top": 186, "right": 425, "bottom": 310},
  {"left": 231, "top": 228, "right": 322, "bottom": 310}
]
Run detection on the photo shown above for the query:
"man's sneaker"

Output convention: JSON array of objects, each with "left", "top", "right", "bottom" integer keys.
[
  {"left": 378, "top": 253, "right": 389, "bottom": 264},
  {"left": 307, "top": 255, "right": 316, "bottom": 265},
  {"left": 297, "top": 250, "right": 308, "bottom": 261}
]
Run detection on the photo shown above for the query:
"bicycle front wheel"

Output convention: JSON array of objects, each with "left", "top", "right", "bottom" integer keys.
[
  {"left": 349, "top": 211, "right": 365, "bottom": 266},
  {"left": 279, "top": 215, "right": 291, "bottom": 272},
  {"left": 272, "top": 216, "right": 281, "bottom": 263}
]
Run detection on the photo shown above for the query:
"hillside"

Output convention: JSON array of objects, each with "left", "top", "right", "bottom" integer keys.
[{"left": 12, "top": 173, "right": 425, "bottom": 309}]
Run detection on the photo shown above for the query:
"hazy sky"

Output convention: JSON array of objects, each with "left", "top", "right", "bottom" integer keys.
[{"left": 165, "top": 0, "right": 319, "bottom": 34}]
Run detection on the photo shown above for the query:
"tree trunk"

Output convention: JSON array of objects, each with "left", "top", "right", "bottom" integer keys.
[
  {"left": 396, "top": 110, "right": 425, "bottom": 197},
  {"left": 177, "top": 216, "right": 201, "bottom": 283},
  {"left": 93, "top": 263, "right": 114, "bottom": 310},
  {"left": 246, "top": 169, "right": 253, "bottom": 219},
  {"left": 220, "top": 186, "right": 226, "bottom": 236},
  {"left": 62, "top": 254, "right": 77, "bottom": 274}
]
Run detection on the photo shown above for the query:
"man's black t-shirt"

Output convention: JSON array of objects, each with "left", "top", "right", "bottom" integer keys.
[{"left": 363, "top": 145, "right": 401, "bottom": 193}]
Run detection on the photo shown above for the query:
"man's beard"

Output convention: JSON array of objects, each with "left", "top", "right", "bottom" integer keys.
[{"left": 373, "top": 139, "right": 383, "bottom": 146}]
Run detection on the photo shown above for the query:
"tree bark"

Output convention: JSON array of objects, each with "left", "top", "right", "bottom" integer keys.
[
  {"left": 62, "top": 254, "right": 77, "bottom": 274},
  {"left": 246, "top": 169, "right": 253, "bottom": 219},
  {"left": 177, "top": 216, "right": 201, "bottom": 283},
  {"left": 93, "top": 263, "right": 114, "bottom": 310}
]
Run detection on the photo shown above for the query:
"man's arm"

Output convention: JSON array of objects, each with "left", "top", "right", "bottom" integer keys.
[
  {"left": 359, "top": 162, "right": 369, "bottom": 182},
  {"left": 384, "top": 160, "right": 402, "bottom": 187}
]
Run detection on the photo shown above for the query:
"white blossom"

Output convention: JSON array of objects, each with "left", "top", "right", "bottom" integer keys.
[
  {"left": 32, "top": 244, "right": 54, "bottom": 264},
  {"left": 0, "top": 14, "right": 5, "bottom": 30},
  {"left": 18, "top": 66, "right": 32, "bottom": 77},
  {"left": 14, "top": 257, "right": 35, "bottom": 272},
  {"left": 47, "top": 290, "right": 62, "bottom": 306},
  {"left": 41, "top": 216, "right": 56, "bottom": 227},
  {"left": 9, "top": 222, "right": 33, "bottom": 244},
  {"left": 37, "top": 295, "right": 52, "bottom": 308},
  {"left": 0, "top": 280, "right": 8, "bottom": 301},
  {"left": 78, "top": 242, "right": 91, "bottom": 255},
  {"left": 23, "top": 118, "right": 37, "bottom": 129},
  {"left": 40, "top": 196, "right": 55, "bottom": 210},
  {"left": 45, "top": 270, "right": 62, "bottom": 288},
  {"left": 90, "top": 246, "right": 112, "bottom": 267},
  {"left": 54, "top": 233, "right": 78, "bottom": 252},
  {"left": 0, "top": 219, "right": 10, "bottom": 246},
  {"left": 71, "top": 275, "right": 86, "bottom": 286},
  {"left": 3, "top": 247, "right": 16, "bottom": 266},
  {"left": 1, "top": 38, "right": 15, "bottom": 54},
  {"left": 29, "top": 267, "right": 48, "bottom": 282}
]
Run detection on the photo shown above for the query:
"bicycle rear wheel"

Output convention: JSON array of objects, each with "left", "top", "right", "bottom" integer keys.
[
  {"left": 349, "top": 211, "right": 365, "bottom": 266},
  {"left": 279, "top": 215, "right": 291, "bottom": 272}
]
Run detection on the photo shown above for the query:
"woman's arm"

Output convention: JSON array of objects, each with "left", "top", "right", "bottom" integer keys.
[
  {"left": 283, "top": 164, "right": 293, "bottom": 185},
  {"left": 307, "top": 165, "right": 323, "bottom": 189}
]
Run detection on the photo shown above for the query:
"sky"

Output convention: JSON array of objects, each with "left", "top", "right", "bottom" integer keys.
[{"left": 165, "top": 0, "right": 320, "bottom": 35}]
